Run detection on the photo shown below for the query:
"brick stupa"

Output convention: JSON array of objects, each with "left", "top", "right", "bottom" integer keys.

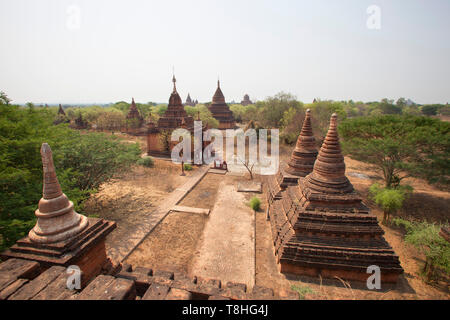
[
  {"left": 267, "top": 109, "right": 318, "bottom": 205},
  {"left": 268, "top": 114, "right": 403, "bottom": 283},
  {"left": 125, "top": 98, "right": 145, "bottom": 134},
  {"left": 185, "top": 93, "right": 195, "bottom": 106},
  {"left": 1, "top": 143, "right": 116, "bottom": 283},
  {"left": 157, "top": 75, "right": 194, "bottom": 130},
  {"left": 208, "top": 80, "right": 235, "bottom": 129},
  {"left": 147, "top": 75, "right": 197, "bottom": 157},
  {"left": 241, "top": 94, "right": 253, "bottom": 106}
]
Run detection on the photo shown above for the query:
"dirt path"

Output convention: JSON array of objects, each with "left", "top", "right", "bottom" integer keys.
[{"left": 190, "top": 180, "right": 256, "bottom": 288}]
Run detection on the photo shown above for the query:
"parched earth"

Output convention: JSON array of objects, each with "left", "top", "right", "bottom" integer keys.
[{"left": 83, "top": 159, "right": 191, "bottom": 256}]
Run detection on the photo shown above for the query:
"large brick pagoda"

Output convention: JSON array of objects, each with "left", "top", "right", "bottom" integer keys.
[
  {"left": 267, "top": 109, "right": 318, "bottom": 205},
  {"left": 147, "top": 75, "right": 196, "bottom": 157},
  {"left": 208, "top": 80, "right": 235, "bottom": 129},
  {"left": 268, "top": 114, "right": 403, "bottom": 283},
  {"left": 157, "top": 75, "right": 194, "bottom": 130}
]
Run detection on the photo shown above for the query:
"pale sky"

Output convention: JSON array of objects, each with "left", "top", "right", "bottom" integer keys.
[{"left": 0, "top": 0, "right": 449, "bottom": 104}]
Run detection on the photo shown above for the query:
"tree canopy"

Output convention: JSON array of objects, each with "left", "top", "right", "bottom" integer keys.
[{"left": 339, "top": 115, "right": 450, "bottom": 188}]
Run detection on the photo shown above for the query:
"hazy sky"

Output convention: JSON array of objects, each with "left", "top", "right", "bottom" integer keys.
[{"left": 1, "top": 0, "right": 449, "bottom": 104}]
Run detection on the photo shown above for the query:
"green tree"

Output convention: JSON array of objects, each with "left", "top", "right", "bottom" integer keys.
[
  {"left": 340, "top": 115, "right": 450, "bottom": 187},
  {"left": 393, "top": 218, "right": 449, "bottom": 281},
  {"left": 0, "top": 105, "right": 141, "bottom": 251},
  {"left": 0, "top": 91, "right": 11, "bottom": 105},
  {"left": 369, "top": 183, "right": 412, "bottom": 223},
  {"left": 421, "top": 105, "right": 439, "bottom": 116}
]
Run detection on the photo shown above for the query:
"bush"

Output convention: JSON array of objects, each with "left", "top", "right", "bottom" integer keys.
[
  {"left": 291, "top": 285, "right": 315, "bottom": 300},
  {"left": 393, "top": 218, "right": 449, "bottom": 281},
  {"left": 249, "top": 197, "right": 261, "bottom": 212},
  {"left": 183, "top": 163, "right": 193, "bottom": 171},
  {"left": 368, "top": 183, "right": 412, "bottom": 223},
  {"left": 137, "top": 156, "right": 154, "bottom": 168}
]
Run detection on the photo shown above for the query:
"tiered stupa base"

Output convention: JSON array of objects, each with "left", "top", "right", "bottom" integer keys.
[
  {"left": 1, "top": 218, "right": 116, "bottom": 284},
  {"left": 269, "top": 181, "right": 403, "bottom": 283},
  {"left": 267, "top": 166, "right": 300, "bottom": 205}
]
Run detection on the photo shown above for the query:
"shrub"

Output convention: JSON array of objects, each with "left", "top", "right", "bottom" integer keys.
[
  {"left": 137, "top": 156, "right": 154, "bottom": 168},
  {"left": 183, "top": 163, "right": 193, "bottom": 171},
  {"left": 393, "top": 218, "right": 449, "bottom": 281},
  {"left": 249, "top": 197, "right": 261, "bottom": 212},
  {"left": 368, "top": 183, "right": 412, "bottom": 223},
  {"left": 291, "top": 285, "right": 315, "bottom": 300}
]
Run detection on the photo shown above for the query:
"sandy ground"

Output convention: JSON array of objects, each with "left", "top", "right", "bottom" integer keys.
[
  {"left": 190, "top": 179, "right": 256, "bottom": 288},
  {"left": 124, "top": 211, "right": 207, "bottom": 274},
  {"left": 83, "top": 134, "right": 194, "bottom": 256},
  {"left": 178, "top": 173, "right": 223, "bottom": 209}
]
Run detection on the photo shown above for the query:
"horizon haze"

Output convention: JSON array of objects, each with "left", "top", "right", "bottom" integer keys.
[{"left": 0, "top": 0, "right": 449, "bottom": 105}]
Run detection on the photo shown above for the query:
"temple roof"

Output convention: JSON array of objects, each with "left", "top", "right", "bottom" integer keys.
[
  {"left": 57, "top": 104, "right": 66, "bottom": 116},
  {"left": 212, "top": 80, "right": 226, "bottom": 104},
  {"left": 169, "top": 75, "right": 183, "bottom": 107},
  {"left": 126, "top": 98, "right": 143, "bottom": 120}
]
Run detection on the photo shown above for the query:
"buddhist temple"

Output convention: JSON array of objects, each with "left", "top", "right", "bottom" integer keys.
[
  {"left": 208, "top": 80, "right": 235, "bottom": 130},
  {"left": 125, "top": 98, "right": 144, "bottom": 134},
  {"left": 147, "top": 75, "right": 197, "bottom": 157},
  {"left": 185, "top": 93, "right": 196, "bottom": 106},
  {"left": 268, "top": 114, "right": 403, "bottom": 283},
  {"left": 1, "top": 143, "right": 116, "bottom": 283},
  {"left": 241, "top": 94, "right": 253, "bottom": 106},
  {"left": 267, "top": 109, "right": 318, "bottom": 205},
  {"left": 57, "top": 104, "right": 66, "bottom": 116},
  {"left": 54, "top": 104, "right": 69, "bottom": 125},
  {"left": 70, "top": 111, "right": 88, "bottom": 129}
]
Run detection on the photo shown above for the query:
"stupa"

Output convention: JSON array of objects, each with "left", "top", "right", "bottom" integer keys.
[
  {"left": 1, "top": 143, "right": 116, "bottom": 283},
  {"left": 267, "top": 109, "right": 318, "bottom": 205},
  {"left": 208, "top": 80, "right": 235, "bottom": 129},
  {"left": 268, "top": 114, "right": 403, "bottom": 283},
  {"left": 71, "top": 112, "right": 88, "bottom": 129},
  {"left": 125, "top": 98, "right": 144, "bottom": 134},
  {"left": 241, "top": 94, "right": 253, "bottom": 106},
  {"left": 147, "top": 75, "right": 196, "bottom": 157},
  {"left": 185, "top": 93, "right": 195, "bottom": 106},
  {"left": 57, "top": 104, "right": 66, "bottom": 116}
]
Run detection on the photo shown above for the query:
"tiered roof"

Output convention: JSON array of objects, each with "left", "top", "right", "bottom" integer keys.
[
  {"left": 157, "top": 75, "right": 194, "bottom": 130},
  {"left": 208, "top": 80, "right": 235, "bottom": 129},
  {"left": 285, "top": 109, "right": 318, "bottom": 177}
]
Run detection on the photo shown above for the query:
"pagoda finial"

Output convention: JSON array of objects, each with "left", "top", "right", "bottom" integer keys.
[{"left": 172, "top": 74, "right": 177, "bottom": 93}]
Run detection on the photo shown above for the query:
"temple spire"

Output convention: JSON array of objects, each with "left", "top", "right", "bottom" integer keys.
[
  {"left": 285, "top": 109, "right": 318, "bottom": 177},
  {"left": 172, "top": 74, "right": 177, "bottom": 93}
]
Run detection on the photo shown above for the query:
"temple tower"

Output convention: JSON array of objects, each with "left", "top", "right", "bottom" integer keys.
[
  {"left": 268, "top": 114, "right": 403, "bottom": 283},
  {"left": 147, "top": 75, "right": 195, "bottom": 157},
  {"left": 241, "top": 94, "right": 253, "bottom": 106},
  {"left": 267, "top": 110, "right": 318, "bottom": 205},
  {"left": 185, "top": 93, "right": 195, "bottom": 106},
  {"left": 208, "top": 80, "right": 235, "bottom": 129}
]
